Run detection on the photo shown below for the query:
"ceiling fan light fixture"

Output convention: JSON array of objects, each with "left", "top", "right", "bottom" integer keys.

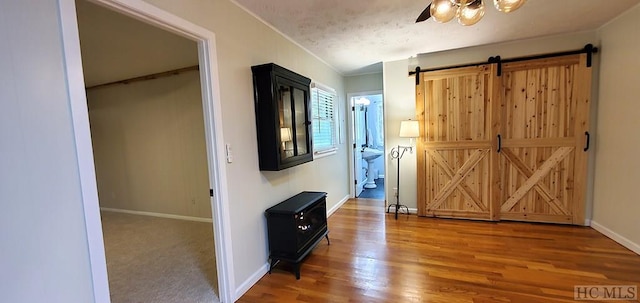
[
  {"left": 417, "top": 0, "right": 526, "bottom": 26},
  {"left": 493, "top": 0, "right": 527, "bottom": 13},
  {"left": 458, "top": 0, "right": 485, "bottom": 26},
  {"left": 430, "top": 0, "right": 458, "bottom": 23}
]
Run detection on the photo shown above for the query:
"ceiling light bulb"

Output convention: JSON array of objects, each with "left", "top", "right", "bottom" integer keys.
[
  {"left": 458, "top": 0, "right": 485, "bottom": 26},
  {"left": 493, "top": 0, "right": 527, "bottom": 13},
  {"left": 430, "top": 0, "right": 458, "bottom": 23}
]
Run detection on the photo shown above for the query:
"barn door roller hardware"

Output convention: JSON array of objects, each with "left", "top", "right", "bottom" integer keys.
[{"left": 409, "top": 44, "right": 599, "bottom": 81}]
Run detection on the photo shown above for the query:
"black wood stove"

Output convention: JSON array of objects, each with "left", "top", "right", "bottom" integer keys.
[{"left": 265, "top": 191, "right": 330, "bottom": 279}]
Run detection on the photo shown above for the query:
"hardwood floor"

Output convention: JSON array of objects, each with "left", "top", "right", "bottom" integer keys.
[{"left": 238, "top": 198, "right": 640, "bottom": 303}]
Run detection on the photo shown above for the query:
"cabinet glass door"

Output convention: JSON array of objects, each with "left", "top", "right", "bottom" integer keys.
[
  {"left": 293, "top": 87, "right": 309, "bottom": 155},
  {"left": 279, "top": 85, "right": 294, "bottom": 161},
  {"left": 277, "top": 77, "right": 310, "bottom": 162}
]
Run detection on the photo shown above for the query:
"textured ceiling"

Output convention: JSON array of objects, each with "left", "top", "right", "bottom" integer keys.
[{"left": 232, "top": 0, "right": 640, "bottom": 75}]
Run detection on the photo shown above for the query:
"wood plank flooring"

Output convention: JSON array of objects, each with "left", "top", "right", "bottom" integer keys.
[{"left": 238, "top": 198, "right": 640, "bottom": 303}]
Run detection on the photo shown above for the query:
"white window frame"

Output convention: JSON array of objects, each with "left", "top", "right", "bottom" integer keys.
[{"left": 310, "top": 81, "right": 338, "bottom": 158}]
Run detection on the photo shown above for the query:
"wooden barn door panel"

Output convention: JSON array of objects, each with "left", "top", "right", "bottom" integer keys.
[
  {"left": 416, "top": 54, "right": 591, "bottom": 225},
  {"left": 416, "top": 65, "right": 500, "bottom": 220},
  {"left": 498, "top": 54, "right": 591, "bottom": 224}
]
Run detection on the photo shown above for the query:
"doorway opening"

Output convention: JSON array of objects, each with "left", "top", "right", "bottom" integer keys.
[
  {"left": 61, "top": 0, "right": 234, "bottom": 301},
  {"left": 76, "top": 1, "right": 219, "bottom": 301},
  {"left": 350, "top": 92, "right": 385, "bottom": 200}
]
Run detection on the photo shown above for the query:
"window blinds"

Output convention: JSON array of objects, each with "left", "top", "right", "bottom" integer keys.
[{"left": 311, "top": 83, "right": 337, "bottom": 153}]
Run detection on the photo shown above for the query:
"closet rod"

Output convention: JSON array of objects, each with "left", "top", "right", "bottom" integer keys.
[
  {"left": 409, "top": 44, "right": 598, "bottom": 82},
  {"left": 86, "top": 65, "right": 199, "bottom": 90}
]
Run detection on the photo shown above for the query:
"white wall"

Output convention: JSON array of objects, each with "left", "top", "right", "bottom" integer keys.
[
  {"left": 140, "top": 0, "right": 349, "bottom": 292},
  {"left": 88, "top": 70, "right": 212, "bottom": 218},
  {"left": 383, "top": 31, "right": 598, "bottom": 210},
  {"left": 591, "top": 4, "right": 640, "bottom": 253},
  {"left": 383, "top": 60, "right": 419, "bottom": 209},
  {"left": 0, "top": 1, "right": 95, "bottom": 302},
  {"left": 345, "top": 72, "right": 383, "bottom": 93}
]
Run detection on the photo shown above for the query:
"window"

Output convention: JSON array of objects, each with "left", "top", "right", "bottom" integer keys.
[{"left": 310, "top": 82, "right": 337, "bottom": 156}]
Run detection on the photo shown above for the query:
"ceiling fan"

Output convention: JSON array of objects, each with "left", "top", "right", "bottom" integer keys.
[{"left": 416, "top": 0, "right": 527, "bottom": 26}]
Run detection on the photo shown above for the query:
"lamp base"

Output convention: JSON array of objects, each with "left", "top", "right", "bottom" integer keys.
[{"left": 386, "top": 203, "right": 410, "bottom": 220}]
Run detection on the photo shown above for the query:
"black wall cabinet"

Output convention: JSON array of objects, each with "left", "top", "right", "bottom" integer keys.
[{"left": 252, "top": 63, "right": 313, "bottom": 171}]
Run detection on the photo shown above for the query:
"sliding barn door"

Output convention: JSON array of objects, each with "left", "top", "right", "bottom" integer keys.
[
  {"left": 416, "top": 54, "right": 591, "bottom": 225},
  {"left": 498, "top": 54, "right": 591, "bottom": 224},
  {"left": 416, "top": 65, "right": 501, "bottom": 220}
]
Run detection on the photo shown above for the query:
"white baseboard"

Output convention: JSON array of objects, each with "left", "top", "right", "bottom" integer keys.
[
  {"left": 100, "top": 207, "right": 213, "bottom": 223},
  {"left": 378, "top": 175, "right": 384, "bottom": 179},
  {"left": 591, "top": 220, "right": 640, "bottom": 255},
  {"left": 328, "top": 195, "right": 350, "bottom": 217},
  {"left": 234, "top": 262, "right": 269, "bottom": 301},
  {"left": 407, "top": 207, "right": 418, "bottom": 214},
  {"left": 584, "top": 219, "right": 591, "bottom": 226}
]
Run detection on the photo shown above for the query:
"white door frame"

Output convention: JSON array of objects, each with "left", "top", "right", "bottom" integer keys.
[
  {"left": 58, "top": 0, "right": 235, "bottom": 302},
  {"left": 347, "top": 90, "right": 384, "bottom": 199}
]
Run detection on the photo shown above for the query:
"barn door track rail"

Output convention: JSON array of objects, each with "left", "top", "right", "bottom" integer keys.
[{"left": 409, "top": 44, "right": 598, "bottom": 83}]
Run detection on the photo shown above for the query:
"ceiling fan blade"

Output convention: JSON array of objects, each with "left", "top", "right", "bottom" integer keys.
[{"left": 415, "top": 3, "right": 432, "bottom": 23}]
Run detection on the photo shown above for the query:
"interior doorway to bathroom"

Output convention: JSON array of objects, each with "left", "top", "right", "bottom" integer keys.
[{"left": 350, "top": 92, "right": 385, "bottom": 200}]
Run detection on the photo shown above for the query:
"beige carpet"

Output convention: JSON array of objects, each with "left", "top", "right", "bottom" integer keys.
[{"left": 101, "top": 211, "right": 219, "bottom": 303}]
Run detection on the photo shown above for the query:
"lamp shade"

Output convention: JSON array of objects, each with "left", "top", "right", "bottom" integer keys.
[
  {"left": 280, "top": 127, "right": 292, "bottom": 142},
  {"left": 399, "top": 120, "right": 419, "bottom": 138}
]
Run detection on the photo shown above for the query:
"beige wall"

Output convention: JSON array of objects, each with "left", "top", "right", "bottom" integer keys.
[
  {"left": 88, "top": 70, "right": 212, "bottom": 218},
  {"left": 76, "top": 0, "right": 199, "bottom": 87},
  {"left": 141, "top": 0, "right": 349, "bottom": 290},
  {"left": 383, "top": 31, "right": 598, "bottom": 211},
  {"left": 592, "top": 4, "right": 640, "bottom": 251}
]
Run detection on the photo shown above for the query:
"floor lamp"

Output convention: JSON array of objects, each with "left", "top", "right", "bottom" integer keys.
[{"left": 387, "top": 119, "right": 419, "bottom": 219}]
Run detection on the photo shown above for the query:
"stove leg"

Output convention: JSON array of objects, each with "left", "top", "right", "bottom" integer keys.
[{"left": 268, "top": 259, "right": 279, "bottom": 274}]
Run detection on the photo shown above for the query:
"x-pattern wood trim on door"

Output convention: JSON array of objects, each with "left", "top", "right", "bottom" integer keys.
[
  {"left": 427, "top": 149, "right": 489, "bottom": 212},
  {"left": 417, "top": 64, "right": 497, "bottom": 221},
  {"left": 416, "top": 54, "right": 592, "bottom": 225},
  {"left": 499, "top": 147, "right": 573, "bottom": 215}
]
